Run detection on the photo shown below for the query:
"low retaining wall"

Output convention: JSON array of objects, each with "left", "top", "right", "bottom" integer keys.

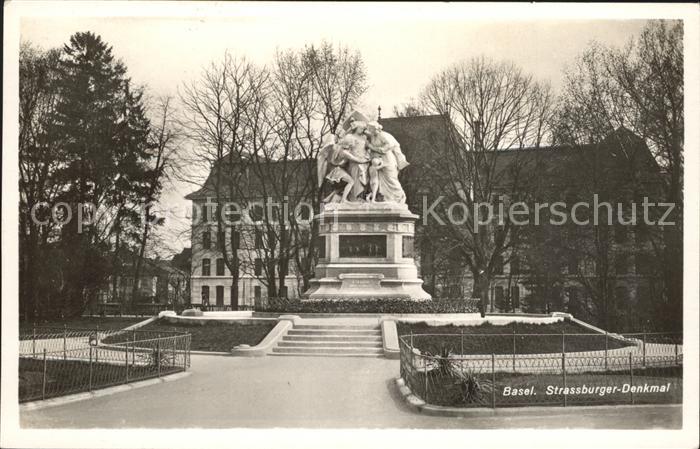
[{"left": 230, "top": 315, "right": 299, "bottom": 357}]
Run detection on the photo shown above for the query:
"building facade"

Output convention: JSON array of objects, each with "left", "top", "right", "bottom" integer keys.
[{"left": 185, "top": 115, "right": 664, "bottom": 322}]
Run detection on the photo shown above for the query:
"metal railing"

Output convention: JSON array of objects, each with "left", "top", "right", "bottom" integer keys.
[
  {"left": 84, "top": 302, "right": 186, "bottom": 317},
  {"left": 19, "top": 327, "right": 191, "bottom": 403},
  {"left": 399, "top": 332, "right": 682, "bottom": 408}
]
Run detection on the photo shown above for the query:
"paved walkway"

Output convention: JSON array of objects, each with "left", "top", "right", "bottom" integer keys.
[{"left": 21, "top": 354, "right": 680, "bottom": 429}]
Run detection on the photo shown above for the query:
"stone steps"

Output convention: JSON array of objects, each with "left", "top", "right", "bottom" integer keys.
[
  {"left": 283, "top": 335, "right": 382, "bottom": 342},
  {"left": 272, "top": 322, "right": 384, "bottom": 358},
  {"left": 277, "top": 341, "right": 382, "bottom": 348},
  {"left": 286, "top": 329, "right": 380, "bottom": 336}
]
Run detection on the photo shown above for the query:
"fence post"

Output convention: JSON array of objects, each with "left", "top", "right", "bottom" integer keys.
[
  {"left": 460, "top": 330, "right": 464, "bottom": 356},
  {"left": 125, "top": 341, "right": 130, "bottom": 383},
  {"left": 562, "top": 348, "right": 567, "bottom": 407},
  {"left": 63, "top": 324, "right": 67, "bottom": 361},
  {"left": 642, "top": 333, "right": 646, "bottom": 368},
  {"left": 32, "top": 325, "right": 36, "bottom": 359},
  {"left": 562, "top": 330, "right": 566, "bottom": 354},
  {"left": 172, "top": 337, "right": 177, "bottom": 369},
  {"left": 629, "top": 352, "right": 634, "bottom": 404},
  {"left": 42, "top": 348, "right": 47, "bottom": 400},
  {"left": 512, "top": 330, "right": 516, "bottom": 373},
  {"left": 491, "top": 353, "right": 496, "bottom": 409},
  {"left": 674, "top": 341, "right": 678, "bottom": 365},
  {"left": 423, "top": 357, "right": 428, "bottom": 403},
  {"left": 157, "top": 334, "right": 161, "bottom": 378},
  {"left": 604, "top": 331, "right": 609, "bottom": 371},
  {"left": 89, "top": 346, "right": 93, "bottom": 392}
]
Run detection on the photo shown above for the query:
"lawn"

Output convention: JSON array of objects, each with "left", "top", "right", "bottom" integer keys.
[
  {"left": 20, "top": 317, "right": 145, "bottom": 334},
  {"left": 136, "top": 319, "right": 278, "bottom": 352},
  {"left": 397, "top": 320, "right": 632, "bottom": 355},
  {"left": 19, "top": 356, "right": 183, "bottom": 403}
]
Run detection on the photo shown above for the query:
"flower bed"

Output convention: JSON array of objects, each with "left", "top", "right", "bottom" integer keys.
[{"left": 259, "top": 297, "right": 480, "bottom": 314}]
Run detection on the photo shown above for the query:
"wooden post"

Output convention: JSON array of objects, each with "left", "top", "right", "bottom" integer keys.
[
  {"left": 460, "top": 330, "right": 464, "bottom": 356},
  {"left": 491, "top": 353, "right": 496, "bottom": 409},
  {"left": 42, "top": 348, "right": 47, "bottom": 400},
  {"left": 32, "top": 325, "right": 36, "bottom": 359},
  {"left": 89, "top": 346, "right": 93, "bottom": 392},
  {"left": 132, "top": 330, "right": 137, "bottom": 366},
  {"left": 642, "top": 333, "right": 646, "bottom": 368},
  {"left": 63, "top": 325, "right": 67, "bottom": 361}
]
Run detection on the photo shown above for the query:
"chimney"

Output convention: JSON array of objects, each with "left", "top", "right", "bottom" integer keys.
[{"left": 377, "top": 105, "right": 382, "bottom": 120}]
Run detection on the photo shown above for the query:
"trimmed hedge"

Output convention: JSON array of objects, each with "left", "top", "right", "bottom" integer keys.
[{"left": 258, "top": 297, "right": 480, "bottom": 314}]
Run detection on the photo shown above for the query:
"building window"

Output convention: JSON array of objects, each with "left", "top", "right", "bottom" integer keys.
[
  {"left": 492, "top": 254, "right": 504, "bottom": 275},
  {"left": 254, "top": 228, "right": 263, "bottom": 249},
  {"left": 224, "top": 204, "right": 241, "bottom": 223},
  {"left": 510, "top": 286, "right": 520, "bottom": 309},
  {"left": 216, "top": 285, "right": 224, "bottom": 306},
  {"left": 254, "top": 258, "right": 263, "bottom": 276},
  {"left": 202, "top": 258, "right": 211, "bottom": 276},
  {"left": 231, "top": 229, "right": 240, "bottom": 249},
  {"left": 216, "top": 258, "right": 225, "bottom": 276},
  {"left": 494, "top": 286, "right": 505, "bottom": 307},
  {"left": 254, "top": 285, "right": 262, "bottom": 300},
  {"left": 280, "top": 285, "right": 288, "bottom": 299},
  {"left": 510, "top": 257, "right": 520, "bottom": 275},
  {"left": 249, "top": 204, "right": 264, "bottom": 222},
  {"left": 217, "top": 230, "right": 225, "bottom": 250},
  {"left": 201, "top": 286, "right": 210, "bottom": 304},
  {"left": 202, "top": 231, "right": 211, "bottom": 250}
]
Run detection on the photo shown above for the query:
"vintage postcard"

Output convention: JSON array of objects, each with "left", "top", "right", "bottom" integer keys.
[{"left": 2, "top": 2, "right": 698, "bottom": 449}]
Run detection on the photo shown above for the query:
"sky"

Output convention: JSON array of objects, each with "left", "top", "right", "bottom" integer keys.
[{"left": 19, "top": 5, "right": 650, "bottom": 255}]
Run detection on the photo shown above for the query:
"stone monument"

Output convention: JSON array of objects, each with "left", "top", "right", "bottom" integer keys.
[{"left": 303, "top": 111, "right": 431, "bottom": 300}]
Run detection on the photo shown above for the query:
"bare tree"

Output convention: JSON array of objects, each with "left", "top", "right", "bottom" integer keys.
[
  {"left": 419, "top": 56, "right": 555, "bottom": 316},
  {"left": 554, "top": 20, "right": 683, "bottom": 330}
]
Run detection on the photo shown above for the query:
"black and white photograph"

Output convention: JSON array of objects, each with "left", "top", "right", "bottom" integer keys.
[{"left": 2, "top": 2, "right": 698, "bottom": 449}]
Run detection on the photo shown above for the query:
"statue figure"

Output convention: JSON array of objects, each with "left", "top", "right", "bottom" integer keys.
[
  {"left": 317, "top": 134, "right": 371, "bottom": 203},
  {"left": 365, "top": 121, "right": 409, "bottom": 204},
  {"left": 317, "top": 111, "right": 411, "bottom": 205},
  {"left": 338, "top": 120, "right": 370, "bottom": 201}
]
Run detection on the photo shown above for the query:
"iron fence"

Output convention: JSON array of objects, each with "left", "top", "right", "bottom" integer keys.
[
  {"left": 399, "top": 332, "right": 682, "bottom": 408},
  {"left": 84, "top": 302, "right": 186, "bottom": 317},
  {"left": 19, "top": 327, "right": 191, "bottom": 403}
]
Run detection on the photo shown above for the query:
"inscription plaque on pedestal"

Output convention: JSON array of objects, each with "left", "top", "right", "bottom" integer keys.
[{"left": 339, "top": 235, "right": 386, "bottom": 258}]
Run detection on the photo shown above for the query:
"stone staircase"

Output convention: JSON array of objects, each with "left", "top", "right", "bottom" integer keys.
[{"left": 271, "top": 323, "right": 384, "bottom": 357}]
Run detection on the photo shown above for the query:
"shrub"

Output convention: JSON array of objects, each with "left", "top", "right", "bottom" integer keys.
[{"left": 259, "top": 297, "right": 480, "bottom": 314}]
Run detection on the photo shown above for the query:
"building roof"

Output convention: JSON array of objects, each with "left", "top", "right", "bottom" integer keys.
[{"left": 185, "top": 115, "right": 660, "bottom": 203}]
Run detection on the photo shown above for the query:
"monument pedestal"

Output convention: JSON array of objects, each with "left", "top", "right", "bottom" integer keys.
[{"left": 303, "top": 202, "right": 431, "bottom": 300}]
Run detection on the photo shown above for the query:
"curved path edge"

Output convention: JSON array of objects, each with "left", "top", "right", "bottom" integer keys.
[{"left": 20, "top": 371, "right": 191, "bottom": 411}]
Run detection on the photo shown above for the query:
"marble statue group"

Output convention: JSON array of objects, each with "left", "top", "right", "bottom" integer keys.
[{"left": 317, "top": 110, "right": 409, "bottom": 205}]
